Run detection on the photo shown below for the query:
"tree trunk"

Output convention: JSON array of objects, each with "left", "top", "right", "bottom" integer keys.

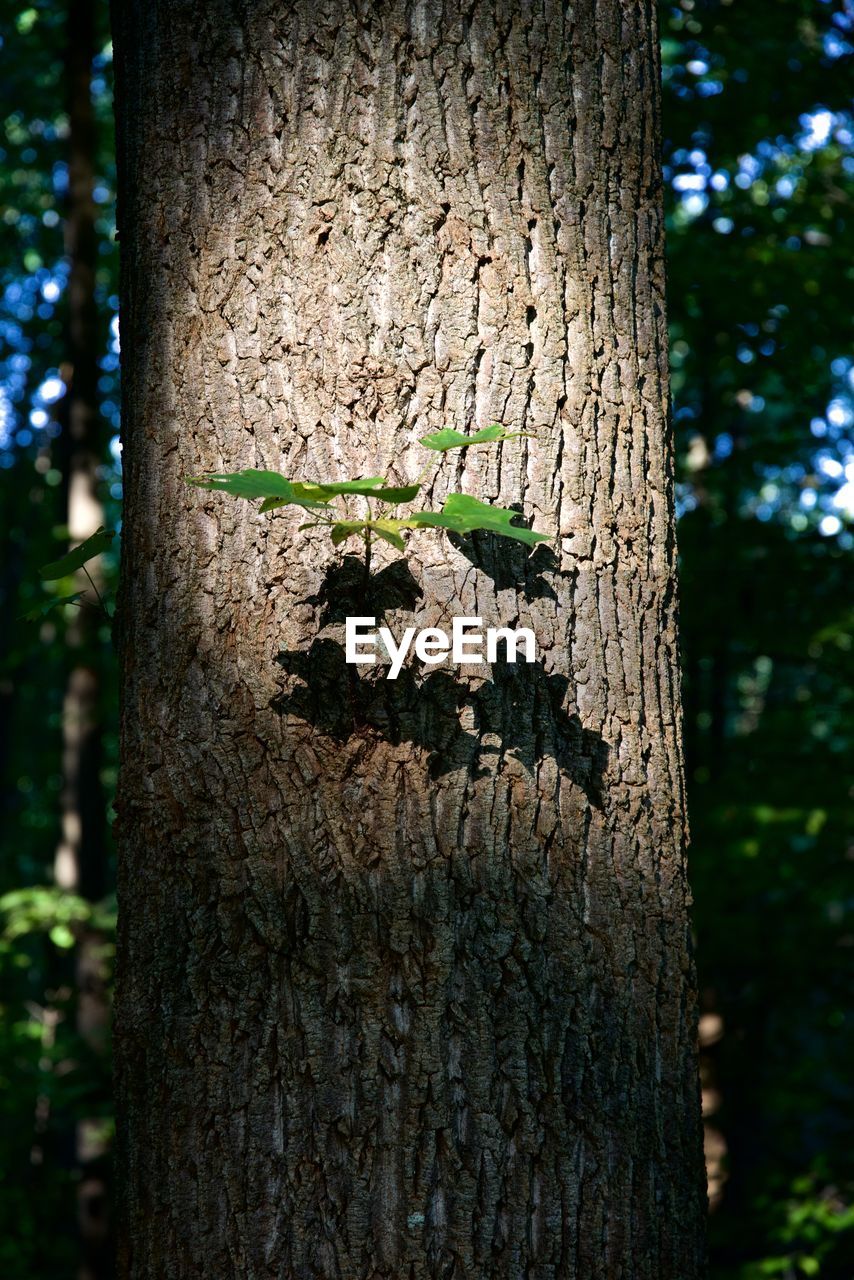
[
  {"left": 112, "top": 2, "right": 706, "bottom": 1277},
  {"left": 55, "top": 0, "right": 113, "bottom": 1273},
  {"left": 56, "top": 0, "right": 105, "bottom": 898}
]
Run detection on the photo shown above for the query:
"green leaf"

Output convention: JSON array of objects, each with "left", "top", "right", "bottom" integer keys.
[
  {"left": 20, "top": 593, "right": 83, "bottom": 621},
  {"left": 188, "top": 471, "right": 420, "bottom": 510},
  {"left": 330, "top": 521, "right": 366, "bottom": 547},
  {"left": 301, "top": 478, "right": 421, "bottom": 504},
  {"left": 419, "top": 424, "right": 534, "bottom": 452},
  {"left": 39, "top": 527, "right": 116, "bottom": 580},
  {"left": 371, "top": 524, "right": 408, "bottom": 551},
  {"left": 192, "top": 471, "right": 545, "bottom": 550},
  {"left": 49, "top": 923, "right": 75, "bottom": 950},
  {"left": 404, "top": 493, "right": 549, "bottom": 547},
  {"left": 330, "top": 519, "right": 408, "bottom": 552},
  {"left": 299, "top": 477, "right": 385, "bottom": 497},
  {"left": 363, "top": 483, "right": 422, "bottom": 505},
  {"left": 187, "top": 470, "right": 331, "bottom": 511}
]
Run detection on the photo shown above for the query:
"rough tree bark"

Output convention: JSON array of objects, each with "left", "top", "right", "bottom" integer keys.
[{"left": 112, "top": 2, "right": 706, "bottom": 1277}]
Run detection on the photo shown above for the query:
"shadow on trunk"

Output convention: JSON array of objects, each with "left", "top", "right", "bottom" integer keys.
[
  {"left": 273, "top": 644, "right": 607, "bottom": 806},
  {"left": 275, "top": 555, "right": 605, "bottom": 802},
  {"left": 302, "top": 542, "right": 560, "bottom": 632}
]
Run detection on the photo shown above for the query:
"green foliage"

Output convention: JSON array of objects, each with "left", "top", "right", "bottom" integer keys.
[
  {"left": 188, "top": 431, "right": 549, "bottom": 565},
  {"left": 294, "top": 478, "right": 421, "bottom": 503},
  {"left": 712, "top": 1168, "right": 854, "bottom": 1278},
  {"left": 325, "top": 493, "right": 549, "bottom": 553},
  {"left": 404, "top": 492, "right": 548, "bottom": 546},
  {"left": 0, "top": 885, "right": 116, "bottom": 949},
  {"left": 20, "top": 528, "right": 118, "bottom": 622},
  {"left": 19, "top": 592, "right": 83, "bottom": 621},
  {"left": 329, "top": 517, "right": 409, "bottom": 551},
  {"left": 418, "top": 423, "right": 534, "bottom": 451},
  {"left": 186, "top": 469, "right": 332, "bottom": 510},
  {"left": 38, "top": 526, "right": 116, "bottom": 580}
]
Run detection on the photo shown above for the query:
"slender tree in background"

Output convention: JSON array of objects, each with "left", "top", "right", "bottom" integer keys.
[
  {"left": 111, "top": 2, "right": 706, "bottom": 1276},
  {"left": 55, "top": 0, "right": 112, "bottom": 1273},
  {"left": 0, "top": 2, "right": 118, "bottom": 1274}
]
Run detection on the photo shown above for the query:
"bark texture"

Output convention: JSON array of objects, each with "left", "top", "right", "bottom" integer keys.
[{"left": 112, "top": 2, "right": 706, "bottom": 1276}]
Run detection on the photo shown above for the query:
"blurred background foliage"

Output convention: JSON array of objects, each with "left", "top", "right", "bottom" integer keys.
[{"left": 0, "top": 0, "right": 850, "bottom": 1276}]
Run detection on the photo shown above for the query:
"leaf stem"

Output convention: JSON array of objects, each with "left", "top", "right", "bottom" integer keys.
[
  {"left": 82, "top": 565, "right": 110, "bottom": 619},
  {"left": 414, "top": 458, "right": 440, "bottom": 488},
  {"left": 300, "top": 514, "right": 336, "bottom": 530},
  {"left": 363, "top": 496, "right": 372, "bottom": 592}
]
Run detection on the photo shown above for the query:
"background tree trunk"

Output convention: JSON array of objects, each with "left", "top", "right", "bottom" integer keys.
[
  {"left": 55, "top": 0, "right": 112, "bottom": 1273},
  {"left": 112, "top": 1, "right": 706, "bottom": 1276}
]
